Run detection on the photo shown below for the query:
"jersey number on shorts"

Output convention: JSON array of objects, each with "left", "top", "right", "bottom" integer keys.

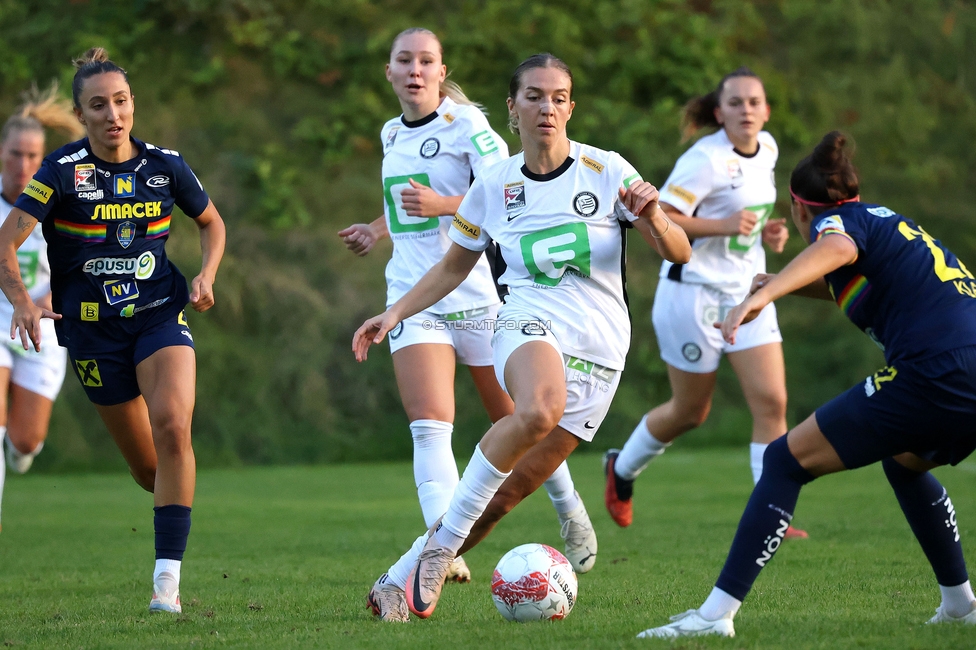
[
  {"left": 520, "top": 223, "right": 591, "bottom": 287},
  {"left": 728, "top": 203, "right": 774, "bottom": 253},
  {"left": 384, "top": 173, "right": 438, "bottom": 234}
]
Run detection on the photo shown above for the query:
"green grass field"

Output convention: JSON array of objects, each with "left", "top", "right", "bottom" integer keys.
[{"left": 1, "top": 449, "right": 975, "bottom": 649}]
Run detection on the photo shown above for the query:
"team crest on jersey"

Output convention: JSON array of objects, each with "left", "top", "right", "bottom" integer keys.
[
  {"left": 116, "top": 221, "right": 136, "bottom": 248},
  {"left": 385, "top": 127, "right": 400, "bottom": 150},
  {"left": 420, "top": 137, "right": 440, "bottom": 159},
  {"left": 74, "top": 164, "right": 96, "bottom": 192},
  {"left": 504, "top": 182, "right": 526, "bottom": 213},
  {"left": 867, "top": 206, "right": 895, "bottom": 218},
  {"left": 726, "top": 159, "right": 743, "bottom": 179},
  {"left": 114, "top": 173, "right": 135, "bottom": 198},
  {"left": 573, "top": 191, "right": 599, "bottom": 217},
  {"left": 102, "top": 279, "right": 140, "bottom": 306}
]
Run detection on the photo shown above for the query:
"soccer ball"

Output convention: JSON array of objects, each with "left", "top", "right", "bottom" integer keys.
[{"left": 491, "top": 543, "right": 578, "bottom": 622}]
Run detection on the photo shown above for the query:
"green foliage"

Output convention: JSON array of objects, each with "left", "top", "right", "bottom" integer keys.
[{"left": 2, "top": 0, "right": 975, "bottom": 467}]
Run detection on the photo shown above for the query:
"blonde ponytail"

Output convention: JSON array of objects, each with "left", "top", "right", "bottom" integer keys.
[{"left": 1, "top": 81, "right": 84, "bottom": 145}]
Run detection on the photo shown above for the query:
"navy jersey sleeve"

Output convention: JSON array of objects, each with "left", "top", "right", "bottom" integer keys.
[
  {"left": 170, "top": 156, "right": 210, "bottom": 219},
  {"left": 14, "top": 159, "right": 64, "bottom": 222},
  {"left": 810, "top": 210, "right": 866, "bottom": 259}
]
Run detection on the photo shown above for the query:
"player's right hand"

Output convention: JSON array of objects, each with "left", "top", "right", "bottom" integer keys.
[
  {"left": 10, "top": 300, "right": 61, "bottom": 352},
  {"left": 353, "top": 310, "right": 401, "bottom": 362},
  {"left": 723, "top": 210, "right": 758, "bottom": 237},
  {"left": 338, "top": 223, "right": 378, "bottom": 257},
  {"left": 749, "top": 273, "right": 775, "bottom": 295}
]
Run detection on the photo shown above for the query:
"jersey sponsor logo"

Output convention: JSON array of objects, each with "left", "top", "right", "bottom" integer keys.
[
  {"left": 420, "top": 137, "right": 440, "bottom": 159},
  {"left": 80, "top": 302, "right": 99, "bottom": 322},
  {"left": 682, "top": 343, "right": 702, "bottom": 363},
  {"left": 665, "top": 183, "right": 695, "bottom": 205},
  {"left": 114, "top": 173, "right": 136, "bottom": 198},
  {"left": 389, "top": 322, "right": 403, "bottom": 340},
  {"left": 623, "top": 173, "right": 642, "bottom": 189},
  {"left": 82, "top": 251, "right": 156, "bottom": 280},
  {"left": 470, "top": 131, "right": 499, "bottom": 156},
  {"left": 726, "top": 159, "right": 743, "bottom": 180},
  {"left": 24, "top": 179, "right": 53, "bottom": 204},
  {"left": 755, "top": 518, "right": 790, "bottom": 567},
  {"left": 146, "top": 175, "right": 170, "bottom": 188},
  {"left": 452, "top": 213, "right": 481, "bottom": 239},
  {"left": 385, "top": 126, "right": 400, "bottom": 150},
  {"left": 75, "top": 164, "right": 96, "bottom": 191},
  {"left": 580, "top": 156, "right": 604, "bottom": 174},
  {"left": 572, "top": 191, "right": 599, "bottom": 217},
  {"left": 520, "top": 321, "right": 548, "bottom": 336},
  {"left": 120, "top": 296, "right": 170, "bottom": 318},
  {"left": 16, "top": 250, "right": 39, "bottom": 288},
  {"left": 504, "top": 181, "right": 526, "bottom": 215},
  {"left": 521, "top": 223, "right": 591, "bottom": 287},
  {"left": 384, "top": 174, "right": 438, "bottom": 233},
  {"left": 867, "top": 206, "right": 895, "bottom": 218},
  {"left": 443, "top": 113, "right": 455, "bottom": 124},
  {"left": 90, "top": 201, "right": 163, "bottom": 220},
  {"left": 117, "top": 221, "right": 136, "bottom": 248},
  {"left": 729, "top": 202, "right": 774, "bottom": 253},
  {"left": 102, "top": 279, "right": 140, "bottom": 305},
  {"left": 74, "top": 359, "right": 102, "bottom": 386},
  {"left": 77, "top": 190, "right": 105, "bottom": 201}
]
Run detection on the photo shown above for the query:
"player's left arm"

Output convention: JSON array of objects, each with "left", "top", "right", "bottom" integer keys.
[
  {"left": 720, "top": 234, "right": 857, "bottom": 343},
  {"left": 189, "top": 200, "right": 226, "bottom": 312}
]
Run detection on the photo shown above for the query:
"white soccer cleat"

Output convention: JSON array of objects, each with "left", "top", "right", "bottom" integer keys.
[
  {"left": 149, "top": 571, "right": 182, "bottom": 614},
  {"left": 559, "top": 493, "right": 598, "bottom": 574},
  {"left": 637, "top": 609, "right": 735, "bottom": 638},
  {"left": 5, "top": 438, "right": 41, "bottom": 474},
  {"left": 926, "top": 603, "right": 976, "bottom": 624},
  {"left": 446, "top": 555, "right": 472, "bottom": 583},
  {"left": 367, "top": 573, "right": 410, "bottom": 622}
]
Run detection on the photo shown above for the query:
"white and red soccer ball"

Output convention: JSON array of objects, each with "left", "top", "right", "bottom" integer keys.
[{"left": 491, "top": 543, "right": 578, "bottom": 622}]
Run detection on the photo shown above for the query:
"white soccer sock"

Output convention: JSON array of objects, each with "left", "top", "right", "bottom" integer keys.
[
  {"left": 411, "top": 420, "right": 459, "bottom": 529},
  {"left": 153, "top": 558, "right": 181, "bottom": 585},
  {"left": 750, "top": 442, "right": 769, "bottom": 485},
  {"left": 940, "top": 580, "right": 976, "bottom": 618},
  {"left": 543, "top": 460, "right": 580, "bottom": 517},
  {"left": 0, "top": 427, "right": 6, "bottom": 523},
  {"left": 434, "top": 445, "right": 511, "bottom": 553},
  {"left": 699, "top": 586, "right": 742, "bottom": 620},
  {"left": 614, "top": 415, "right": 670, "bottom": 480},
  {"left": 387, "top": 531, "right": 430, "bottom": 590}
]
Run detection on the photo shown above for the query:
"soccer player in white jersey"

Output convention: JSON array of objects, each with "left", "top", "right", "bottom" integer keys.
[
  {"left": 353, "top": 53, "right": 692, "bottom": 621},
  {"left": 0, "top": 85, "right": 82, "bottom": 529},
  {"left": 338, "top": 31, "right": 598, "bottom": 619},
  {"left": 603, "top": 68, "right": 807, "bottom": 539}
]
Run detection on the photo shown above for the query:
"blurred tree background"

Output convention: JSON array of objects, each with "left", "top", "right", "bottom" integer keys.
[{"left": 0, "top": 0, "right": 973, "bottom": 472}]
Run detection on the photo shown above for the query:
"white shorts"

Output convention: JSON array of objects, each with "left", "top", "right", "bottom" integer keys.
[
  {"left": 388, "top": 303, "right": 499, "bottom": 367},
  {"left": 491, "top": 317, "right": 620, "bottom": 442},
  {"left": 652, "top": 279, "right": 782, "bottom": 373},
  {"left": 0, "top": 319, "right": 68, "bottom": 401}
]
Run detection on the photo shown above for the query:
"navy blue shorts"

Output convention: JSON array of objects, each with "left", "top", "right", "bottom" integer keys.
[
  {"left": 57, "top": 302, "right": 194, "bottom": 406},
  {"left": 816, "top": 345, "right": 976, "bottom": 469}
]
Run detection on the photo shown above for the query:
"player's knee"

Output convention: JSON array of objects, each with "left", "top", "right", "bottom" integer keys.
[
  {"left": 764, "top": 436, "right": 815, "bottom": 485},
  {"left": 751, "top": 387, "right": 787, "bottom": 423},
  {"left": 130, "top": 465, "right": 156, "bottom": 492},
  {"left": 882, "top": 456, "right": 922, "bottom": 486},
  {"left": 513, "top": 396, "right": 564, "bottom": 439},
  {"left": 673, "top": 399, "right": 711, "bottom": 431},
  {"left": 150, "top": 409, "right": 193, "bottom": 457}
]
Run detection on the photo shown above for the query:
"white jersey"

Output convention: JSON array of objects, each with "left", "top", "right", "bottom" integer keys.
[
  {"left": 449, "top": 141, "right": 642, "bottom": 370},
  {"left": 0, "top": 185, "right": 51, "bottom": 325},
  {"left": 380, "top": 96, "right": 507, "bottom": 313},
  {"left": 658, "top": 129, "right": 778, "bottom": 299}
]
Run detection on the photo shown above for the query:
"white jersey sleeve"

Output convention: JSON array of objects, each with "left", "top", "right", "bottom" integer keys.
[
  {"left": 448, "top": 174, "right": 491, "bottom": 252},
  {"left": 658, "top": 148, "right": 716, "bottom": 216},
  {"left": 610, "top": 153, "right": 644, "bottom": 223},
  {"left": 459, "top": 110, "right": 509, "bottom": 179}
]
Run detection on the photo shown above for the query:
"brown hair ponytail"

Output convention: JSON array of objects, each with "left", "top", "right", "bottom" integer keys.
[
  {"left": 789, "top": 131, "right": 860, "bottom": 207},
  {"left": 680, "top": 66, "right": 764, "bottom": 141}
]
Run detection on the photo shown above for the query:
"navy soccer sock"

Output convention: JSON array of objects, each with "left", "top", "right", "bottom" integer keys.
[
  {"left": 154, "top": 505, "right": 192, "bottom": 561},
  {"left": 715, "top": 436, "right": 815, "bottom": 601},
  {"left": 882, "top": 457, "right": 968, "bottom": 587}
]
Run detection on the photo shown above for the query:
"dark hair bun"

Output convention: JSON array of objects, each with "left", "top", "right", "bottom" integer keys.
[{"left": 790, "top": 131, "right": 860, "bottom": 206}]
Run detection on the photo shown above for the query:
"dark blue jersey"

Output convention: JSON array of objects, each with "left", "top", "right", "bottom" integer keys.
[
  {"left": 811, "top": 202, "right": 976, "bottom": 363},
  {"left": 14, "top": 137, "right": 209, "bottom": 324}
]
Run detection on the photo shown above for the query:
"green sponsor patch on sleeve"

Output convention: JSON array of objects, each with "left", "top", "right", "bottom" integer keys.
[{"left": 470, "top": 131, "right": 499, "bottom": 156}]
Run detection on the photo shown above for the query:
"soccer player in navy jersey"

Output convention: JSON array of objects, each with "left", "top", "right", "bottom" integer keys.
[
  {"left": 0, "top": 48, "right": 226, "bottom": 613},
  {"left": 639, "top": 131, "right": 976, "bottom": 638}
]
